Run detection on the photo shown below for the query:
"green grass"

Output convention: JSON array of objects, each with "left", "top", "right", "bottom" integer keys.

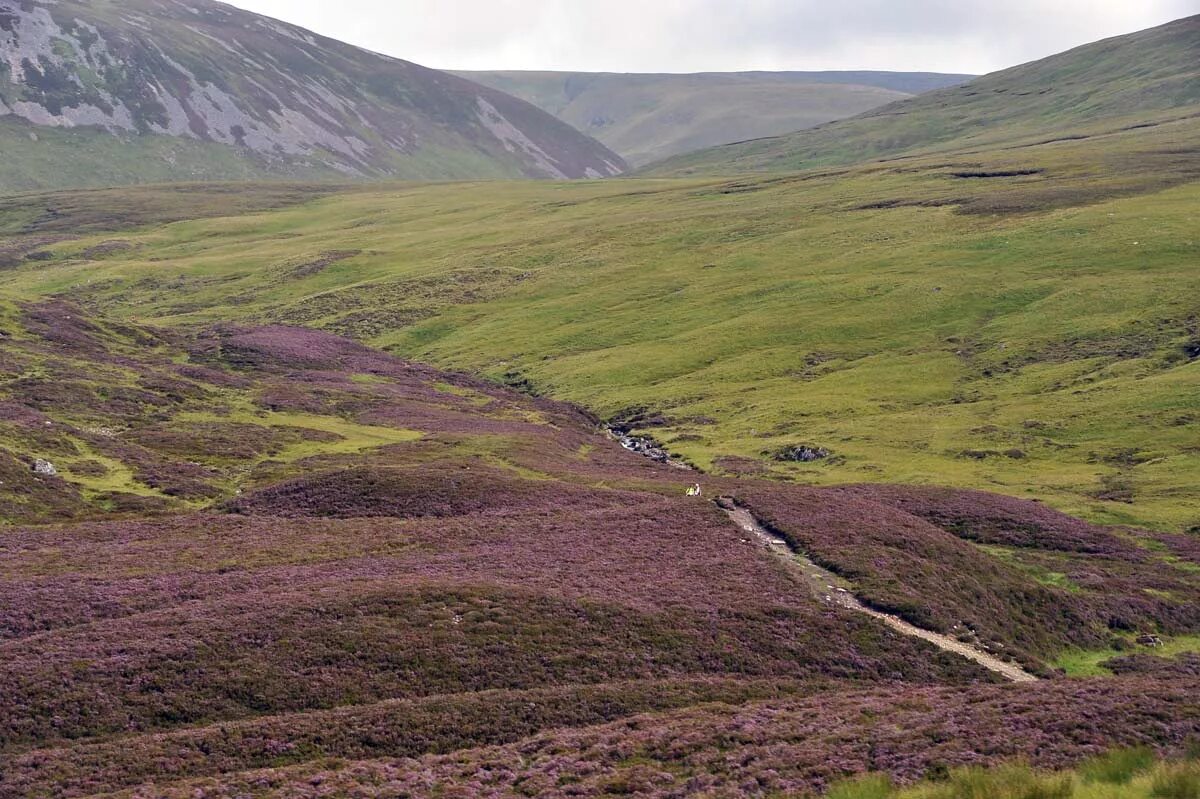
[
  {"left": 349, "top": 373, "right": 391, "bottom": 385},
  {"left": 980, "top": 547, "right": 1084, "bottom": 592},
  {"left": 1079, "top": 748, "right": 1159, "bottom": 786},
  {"left": 432, "top": 381, "right": 495, "bottom": 406},
  {"left": 57, "top": 443, "right": 174, "bottom": 502},
  {"left": 172, "top": 409, "right": 423, "bottom": 462},
  {"left": 827, "top": 753, "right": 1200, "bottom": 799},
  {"left": 0, "top": 181, "right": 347, "bottom": 237},
  {"left": 1055, "top": 634, "right": 1200, "bottom": 677}
]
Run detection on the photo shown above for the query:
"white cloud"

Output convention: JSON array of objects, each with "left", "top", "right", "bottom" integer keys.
[{"left": 224, "top": 0, "right": 1200, "bottom": 74}]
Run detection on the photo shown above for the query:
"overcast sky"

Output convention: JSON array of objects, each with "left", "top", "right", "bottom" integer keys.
[{"left": 225, "top": 1, "right": 1199, "bottom": 75}]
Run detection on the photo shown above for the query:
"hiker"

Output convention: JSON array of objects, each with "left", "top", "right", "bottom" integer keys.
[{"left": 686, "top": 483, "right": 703, "bottom": 497}]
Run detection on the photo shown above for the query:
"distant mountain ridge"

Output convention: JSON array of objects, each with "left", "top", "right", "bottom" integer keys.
[
  {"left": 456, "top": 70, "right": 973, "bottom": 166},
  {"left": 0, "top": 0, "right": 626, "bottom": 191},
  {"left": 648, "top": 14, "right": 1200, "bottom": 175}
]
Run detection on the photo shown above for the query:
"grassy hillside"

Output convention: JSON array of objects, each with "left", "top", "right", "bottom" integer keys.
[
  {"left": 0, "top": 0, "right": 625, "bottom": 189},
  {"left": 455, "top": 70, "right": 970, "bottom": 165},
  {"left": 649, "top": 14, "right": 1200, "bottom": 175},
  {"left": 2, "top": 108, "right": 1198, "bottom": 530},
  {"left": 0, "top": 117, "right": 537, "bottom": 193},
  {"left": 0, "top": 120, "right": 339, "bottom": 192}
]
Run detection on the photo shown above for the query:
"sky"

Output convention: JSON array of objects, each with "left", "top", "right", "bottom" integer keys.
[{"left": 224, "top": 0, "right": 1199, "bottom": 75}]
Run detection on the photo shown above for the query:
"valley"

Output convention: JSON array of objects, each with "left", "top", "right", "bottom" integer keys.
[
  {"left": 454, "top": 70, "right": 971, "bottom": 165},
  {"left": 1, "top": 4, "right": 1199, "bottom": 797},
  {"left": 4, "top": 113, "right": 1198, "bottom": 529}
]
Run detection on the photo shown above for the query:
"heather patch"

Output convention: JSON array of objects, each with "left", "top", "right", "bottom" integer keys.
[
  {"left": 0, "top": 488, "right": 988, "bottom": 756},
  {"left": 225, "top": 463, "right": 591, "bottom": 518},
  {"left": 0, "top": 580, "right": 980, "bottom": 752},
  {"left": 834, "top": 484, "right": 1141, "bottom": 556},
  {"left": 106, "top": 678, "right": 1200, "bottom": 798},
  {"left": 0, "top": 306, "right": 596, "bottom": 521},
  {"left": 0, "top": 678, "right": 811, "bottom": 797}
]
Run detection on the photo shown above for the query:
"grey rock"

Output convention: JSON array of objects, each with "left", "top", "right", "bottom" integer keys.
[{"left": 774, "top": 444, "right": 832, "bottom": 463}]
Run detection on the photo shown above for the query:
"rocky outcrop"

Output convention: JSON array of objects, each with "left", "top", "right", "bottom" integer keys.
[
  {"left": 773, "top": 444, "right": 832, "bottom": 463},
  {"left": 611, "top": 431, "right": 692, "bottom": 471}
]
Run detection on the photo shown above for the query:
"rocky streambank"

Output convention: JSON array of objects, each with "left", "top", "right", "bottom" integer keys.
[{"left": 609, "top": 429, "right": 693, "bottom": 470}]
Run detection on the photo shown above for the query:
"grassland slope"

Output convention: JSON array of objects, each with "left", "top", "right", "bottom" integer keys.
[{"left": 649, "top": 14, "right": 1200, "bottom": 174}]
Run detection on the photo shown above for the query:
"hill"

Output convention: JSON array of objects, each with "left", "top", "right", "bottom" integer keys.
[
  {"left": 1, "top": 298, "right": 1197, "bottom": 796},
  {"left": 455, "top": 70, "right": 971, "bottom": 165},
  {"left": 648, "top": 15, "right": 1200, "bottom": 175},
  {"left": 0, "top": 0, "right": 625, "bottom": 191}
]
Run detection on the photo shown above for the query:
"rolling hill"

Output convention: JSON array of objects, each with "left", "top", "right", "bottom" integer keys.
[
  {"left": 455, "top": 70, "right": 972, "bottom": 165},
  {"left": 649, "top": 14, "right": 1200, "bottom": 175},
  {"left": 0, "top": 0, "right": 626, "bottom": 191}
]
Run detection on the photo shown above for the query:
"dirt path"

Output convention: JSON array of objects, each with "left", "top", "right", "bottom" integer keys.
[{"left": 720, "top": 503, "right": 1039, "bottom": 684}]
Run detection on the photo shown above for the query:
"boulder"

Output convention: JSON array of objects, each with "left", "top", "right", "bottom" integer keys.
[{"left": 31, "top": 458, "right": 58, "bottom": 477}]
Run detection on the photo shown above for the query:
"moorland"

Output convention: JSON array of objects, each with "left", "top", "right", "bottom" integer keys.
[{"left": 0, "top": 6, "right": 1198, "bottom": 799}]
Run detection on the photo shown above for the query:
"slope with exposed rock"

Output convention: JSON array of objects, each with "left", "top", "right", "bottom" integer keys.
[{"left": 0, "top": 0, "right": 626, "bottom": 190}]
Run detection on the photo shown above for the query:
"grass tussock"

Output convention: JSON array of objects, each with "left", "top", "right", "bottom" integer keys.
[{"left": 828, "top": 754, "right": 1200, "bottom": 799}]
